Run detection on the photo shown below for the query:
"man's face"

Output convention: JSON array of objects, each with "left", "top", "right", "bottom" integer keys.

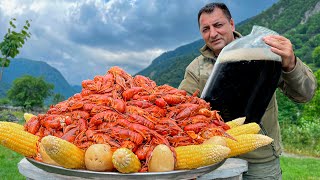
[{"left": 199, "top": 8, "right": 235, "bottom": 56}]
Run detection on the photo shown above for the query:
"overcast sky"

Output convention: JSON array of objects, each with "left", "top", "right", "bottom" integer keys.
[{"left": 0, "top": 0, "right": 278, "bottom": 85}]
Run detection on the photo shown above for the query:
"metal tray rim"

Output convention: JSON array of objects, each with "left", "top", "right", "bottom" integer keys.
[{"left": 26, "top": 157, "right": 226, "bottom": 179}]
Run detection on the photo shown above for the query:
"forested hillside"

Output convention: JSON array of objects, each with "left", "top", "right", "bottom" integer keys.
[
  {"left": 236, "top": 0, "right": 320, "bottom": 66},
  {"left": 138, "top": 40, "right": 203, "bottom": 87},
  {"left": 138, "top": 0, "right": 320, "bottom": 86},
  {"left": 0, "top": 58, "right": 78, "bottom": 98}
]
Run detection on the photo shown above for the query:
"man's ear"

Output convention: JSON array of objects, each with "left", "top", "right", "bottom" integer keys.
[{"left": 230, "top": 18, "right": 235, "bottom": 31}]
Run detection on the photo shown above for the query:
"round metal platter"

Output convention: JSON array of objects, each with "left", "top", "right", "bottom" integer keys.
[{"left": 26, "top": 158, "right": 226, "bottom": 180}]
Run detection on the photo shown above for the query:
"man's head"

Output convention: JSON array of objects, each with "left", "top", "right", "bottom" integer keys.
[{"left": 198, "top": 3, "right": 235, "bottom": 56}]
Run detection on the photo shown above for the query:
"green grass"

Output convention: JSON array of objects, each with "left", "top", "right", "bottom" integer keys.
[
  {"left": 281, "top": 156, "right": 320, "bottom": 180},
  {"left": 0, "top": 146, "right": 25, "bottom": 180}
]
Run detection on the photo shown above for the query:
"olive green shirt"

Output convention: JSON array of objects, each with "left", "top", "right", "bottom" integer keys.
[{"left": 178, "top": 31, "right": 317, "bottom": 163}]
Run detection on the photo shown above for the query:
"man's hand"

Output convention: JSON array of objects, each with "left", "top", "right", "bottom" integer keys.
[{"left": 263, "top": 35, "right": 296, "bottom": 72}]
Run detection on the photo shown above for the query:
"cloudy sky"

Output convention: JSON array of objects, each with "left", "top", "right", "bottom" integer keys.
[{"left": 0, "top": 0, "right": 278, "bottom": 85}]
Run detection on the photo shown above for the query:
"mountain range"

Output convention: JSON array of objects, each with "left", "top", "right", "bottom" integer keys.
[
  {"left": 1, "top": 0, "right": 319, "bottom": 99},
  {"left": 0, "top": 58, "right": 81, "bottom": 99}
]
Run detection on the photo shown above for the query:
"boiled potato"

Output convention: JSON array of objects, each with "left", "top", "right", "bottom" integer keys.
[
  {"left": 203, "top": 136, "right": 227, "bottom": 146},
  {"left": 148, "top": 144, "right": 175, "bottom": 172},
  {"left": 85, "top": 144, "right": 114, "bottom": 171},
  {"left": 39, "top": 143, "right": 60, "bottom": 166}
]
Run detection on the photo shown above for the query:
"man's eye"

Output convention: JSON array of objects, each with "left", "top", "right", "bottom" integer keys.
[
  {"left": 215, "top": 24, "right": 223, "bottom": 28},
  {"left": 202, "top": 28, "right": 208, "bottom": 33}
]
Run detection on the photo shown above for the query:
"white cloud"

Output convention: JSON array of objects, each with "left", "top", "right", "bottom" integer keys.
[
  {"left": 0, "top": 0, "right": 27, "bottom": 16},
  {"left": 29, "top": 1, "right": 46, "bottom": 13},
  {"left": 82, "top": 46, "right": 163, "bottom": 65}
]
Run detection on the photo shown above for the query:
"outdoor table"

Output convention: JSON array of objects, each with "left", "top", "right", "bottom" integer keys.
[{"left": 18, "top": 158, "right": 247, "bottom": 180}]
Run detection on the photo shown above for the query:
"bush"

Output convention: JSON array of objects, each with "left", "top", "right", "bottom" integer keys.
[{"left": 281, "top": 120, "right": 320, "bottom": 157}]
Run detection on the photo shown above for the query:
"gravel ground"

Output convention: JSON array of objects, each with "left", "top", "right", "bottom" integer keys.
[{"left": 281, "top": 152, "right": 320, "bottom": 159}]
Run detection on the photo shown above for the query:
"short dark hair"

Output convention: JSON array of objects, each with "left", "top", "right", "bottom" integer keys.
[{"left": 197, "top": 2, "right": 232, "bottom": 27}]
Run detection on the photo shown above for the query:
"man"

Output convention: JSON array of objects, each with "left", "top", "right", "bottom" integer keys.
[{"left": 178, "top": 2, "right": 317, "bottom": 179}]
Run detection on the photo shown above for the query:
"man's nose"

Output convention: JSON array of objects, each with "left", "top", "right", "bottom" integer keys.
[{"left": 209, "top": 28, "right": 218, "bottom": 38}]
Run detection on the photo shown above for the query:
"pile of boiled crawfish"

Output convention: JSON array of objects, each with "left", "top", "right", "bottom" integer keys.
[{"left": 25, "top": 66, "right": 232, "bottom": 171}]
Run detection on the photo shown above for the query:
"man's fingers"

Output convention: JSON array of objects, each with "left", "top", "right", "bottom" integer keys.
[
  {"left": 263, "top": 35, "right": 286, "bottom": 41},
  {"left": 263, "top": 37, "right": 284, "bottom": 51}
]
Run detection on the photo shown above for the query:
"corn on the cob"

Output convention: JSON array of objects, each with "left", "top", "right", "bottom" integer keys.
[
  {"left": 226, "top": 122, "right": 260, "bottom": 136},
  {"left": 112, "top": 148, "right": 141, "bottom": 173},
  {"left": 24, "top": 113, "right": 36, "bottom": 122},
  {"left": 175, "top": 144, "right": 230, "bottom": 170},
  {"left": 0, "top": 121, "right": 39, "bottom": 157},
  {"left": 203, "top": 136, "right": 227, "bottom": 146},
  {"left": 0, "top": 121, "right": 24, "bottom": 130},
  {"left": 41, "top": 135, "right": 85, "bottom": 169},
  {"left": 226, "top": 134, "right": 273, "bottom": 157},
  {"left": 226, "top": 117, "right": 246, "bottom": 128},
  {"left": 38, "top": 142, "right": 60, "bottom": 166}
]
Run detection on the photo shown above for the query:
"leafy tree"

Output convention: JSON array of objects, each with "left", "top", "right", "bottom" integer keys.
[
  {"left": 312, "top": 46, "right": 320, "bottom": 67},
  {"left": 300, "top": 69, "right": 320, "bottom": 124},
  {"left": 7, "top": 75, "right": 54, "bottom": 109},
  {"left": 52, "top": 93, "right": 65, "bottom": 105},
  {"left": 0, "top": 18, "right": 31, "bottom": 81},
  {"left": 277, "top": 89, "right": 303, "bottom": 124}
]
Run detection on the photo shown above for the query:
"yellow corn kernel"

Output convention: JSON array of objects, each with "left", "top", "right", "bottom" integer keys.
[
  {"left": 41, "top": 135, "right": 85, "bottom": 169},
  {"left": 112, "top": 148, "right": 141, "bottom": 173},
  {"left": 24, "top": 113, "right": 36, "bottom": 122},
  {"left": 226, "top": 122, "right": 260, "bottom": 136},
  {"left": 226, "top": 117, "right": 246, "bottom": 128},
  {"left": 175, "top": 144, "right": 230, "bottom": 170},
  {"left": 0, "top": 121, "right": 39, "bottom": 157},
  {"left": 226, "top": 134, "right": 273, "bottom": 157}
]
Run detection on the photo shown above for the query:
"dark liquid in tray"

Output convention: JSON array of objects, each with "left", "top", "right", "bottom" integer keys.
[{"left": 202, "top": 60, "right": 281, "bottom": 123}]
